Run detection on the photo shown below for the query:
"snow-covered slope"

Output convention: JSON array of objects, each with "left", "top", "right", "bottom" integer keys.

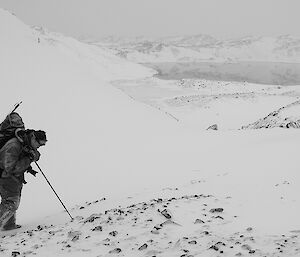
[
  {"left": 0, "top": 8, "right": 178, "bottom": 221},
  {"left": 242, "top": 100, "right": 300, "bottom": 129},
  {"left": 91, "top": 34, "right": 300, "bottom": 63},
  {"left": 0, "top": 9, "right": 299, "bottom": 257}
]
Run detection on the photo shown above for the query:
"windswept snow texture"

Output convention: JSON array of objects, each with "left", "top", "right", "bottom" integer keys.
[
  {"left": 113, "top": 78, "right": 300, "bottom": 130},
  {"left": 0, "top": 9, "right": 300, "bottom": 257},
  {"left": 2, "top": 191, "right": 300, "bottom": 257}
]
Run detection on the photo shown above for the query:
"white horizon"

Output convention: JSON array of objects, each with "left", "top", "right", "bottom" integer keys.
[{"left": 0, "top": 0, "right": 299, "bottom": 40}]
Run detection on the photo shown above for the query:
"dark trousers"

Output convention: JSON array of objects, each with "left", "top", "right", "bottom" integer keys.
[{"left": 0, "top": 177, "right": 23, "bottom": 228}]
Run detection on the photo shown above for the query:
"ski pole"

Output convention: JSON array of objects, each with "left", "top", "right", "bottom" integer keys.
[{"left": 34, "top": 162, "right": 74, "bottom": 221}]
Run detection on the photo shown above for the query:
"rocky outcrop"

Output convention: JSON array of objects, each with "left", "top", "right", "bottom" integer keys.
[{"left": 242, "top": 100, "right": 300, "bottom": 129}]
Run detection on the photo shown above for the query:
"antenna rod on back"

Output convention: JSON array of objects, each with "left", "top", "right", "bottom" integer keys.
[{"left": 11, "top": 101, "right": 23, "bottom": 114}]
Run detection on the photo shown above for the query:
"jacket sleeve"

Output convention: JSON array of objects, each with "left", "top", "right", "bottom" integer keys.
[{"left": 3, "top": 143, "right": 32, "bottom": 175}]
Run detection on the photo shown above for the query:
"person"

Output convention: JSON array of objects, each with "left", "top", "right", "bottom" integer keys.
[{"left": 0, "top": 129, "right": 47, "bottom": 230}]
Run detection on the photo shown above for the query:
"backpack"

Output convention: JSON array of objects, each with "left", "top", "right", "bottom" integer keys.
[{"left": 0, "top": 112, "right": 25, "bottom": 150}]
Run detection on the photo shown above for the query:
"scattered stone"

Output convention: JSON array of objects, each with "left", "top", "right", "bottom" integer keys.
[
  {"left": 11, "top": 252, "right": 20, "bottom": 257},
  {"left": 194, "top": 219, "right": 205, "bottom": 224},
  {"left": 151, "top": 229, "right": 159, "bottom": 234},
  {"left": 160, "top": 209, "right": 172, "bottom": 219},
  {"left": 216, "top": 242, "right": 226, "bottom": 246},
  {"left": 68, "top": 230, "right": 82, "bottom": 241},
  {"left": 138, "top": 243, "right": 148, "bottom": 250},
  {"left": 109, "top": 231, "right": 118, "bottom": 237},
  {"left": 75, "top": 216, "right": 84, "bottom": 221},
  {"left": 188, "top": 240, "right": 197, "bottom": 245},
  {"left": 26, "top": 231, "right": 34, "bottom": 237},
  {"left": 214, "top": 215, "right": 224, "bottom": 219},
  {"left": 71, "top": 235, "right": 80, "bottom": 242},
  {"left": 207, "top": 124, "right": 218, "bottom": 130},
  {"left": 241, "top": 244, "right": 251, "bottom": 251},
  {"left": 160, "top": 220, "right": 181, "bottom": 227},
  {"left": 36, "top": 225, "right": 44, "bottom": 231},
  {"left": 109, "top": 248, "right": 121, "bottom": 254},
  {"left": 84, "top": 214, "right": 101, "bottom": 223},
  {"left": 92, "top": 226, "right": 103, "bottom": 232},
  {"left": 209, "top": 208, "right": 224, "bottom": 213},
  {"left": 209, "top": 245, "right": 219, "bottom": 251},
  {"left": 23, "top": 251, "right": 34, "bottom": 255},
  {"left": 246, "top": 227, "right": 253, "bottom": 232},
  {"left": 249, "top": 250, "right": 255, "bottom": 254}
]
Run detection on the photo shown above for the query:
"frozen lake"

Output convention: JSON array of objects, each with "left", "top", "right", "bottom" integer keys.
[{"left": 144, "top": 62, "right": 300, "bottom": 85}]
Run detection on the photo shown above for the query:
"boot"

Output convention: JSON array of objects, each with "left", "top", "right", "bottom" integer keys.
[
  {"left": 0, "top": 206, "right": 15, "bottom": 229},
  {"left": 2, "top": 224, "right": 21, "bottom": 231},
  {"left": 2, "top": 214, "right": 21, "bottom": 231}
]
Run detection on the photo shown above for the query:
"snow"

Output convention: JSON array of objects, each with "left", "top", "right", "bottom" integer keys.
[
  {"left": 92, "top": 34, "right": 300, "bottom": 63},
  {"left": 0, "top": 8, "right": 299, "bottom": 257}
]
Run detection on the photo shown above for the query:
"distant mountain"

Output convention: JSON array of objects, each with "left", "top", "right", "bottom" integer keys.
[{"left": 86, "top": 34, "right": 300, "bottom": 63}]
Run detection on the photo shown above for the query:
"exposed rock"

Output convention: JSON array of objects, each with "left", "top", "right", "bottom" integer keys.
[
  {"left": 209, "top": 244, "right": 219, "bottom": 251},
  {"left": 84, "top": 214, "right": 101, "bottom": 223},
  {"left": 241, "top": 244, "right": 252, "bottom": 251},
  {"left": 68, "top": 230, "right": 81, "bottom": 242},
  {"left": 207, "top": 124, "right": 218, "bottom": 130},
  {"left": 242, "top": 100, "right": 300, "bottom": 129},
  {"left": 160, "top": 209, "right": 172, "bottom": 219},
  {"left": 92, "top": 226, "right": 102, "bottom": 231},
  {"left": 108, "top": 248, "right": 122, "bottom": 254},
  {"left": 209, "top": 208, "right": 224, "bottom": 213},
  {"left": 138, "top": 243, "right": 148, "bottom": 250},
  {"left": 109, "top": 231, "right": 118, "bottom": 237}
]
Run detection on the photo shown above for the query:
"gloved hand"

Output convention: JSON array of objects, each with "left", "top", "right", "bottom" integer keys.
[
  {"left": 28, "top": 149, "right": 41, "bottom": 162},
  {"left": 26, "top": 166, "right": 38, "bottom": 177}
]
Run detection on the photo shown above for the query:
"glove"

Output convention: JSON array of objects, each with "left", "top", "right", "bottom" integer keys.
[
  {"left": 27, "top": 166, "right": 38, "bottom": 177},
  {"left": 28, "top": 149, "right": 41, "bottom": 162}
]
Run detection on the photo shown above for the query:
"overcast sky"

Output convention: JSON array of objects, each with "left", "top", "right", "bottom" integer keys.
[{"left": 0, "top": 0, "right": 299, "bottom": 40}]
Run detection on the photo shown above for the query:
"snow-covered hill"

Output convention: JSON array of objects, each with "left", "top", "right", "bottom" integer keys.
[
  {"left": 242, "top": 100, "right": 300, "bottom": 129},
  {"left": 90, "top": 34, "right": 300, "bottom": 63},
  {"left": 0, "top": 8, "right": 178, "bottom": 221},
  {"left": 0, "top": 9, "right": 300, "bottom": 257}
]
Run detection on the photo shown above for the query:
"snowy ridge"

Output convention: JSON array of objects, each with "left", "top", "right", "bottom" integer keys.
[
  {"left": 90, "top": 34, "right": 300, "bottom": 63},
  {"left": 242, "top": 100, "right": 300, "bottom": 129}
]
